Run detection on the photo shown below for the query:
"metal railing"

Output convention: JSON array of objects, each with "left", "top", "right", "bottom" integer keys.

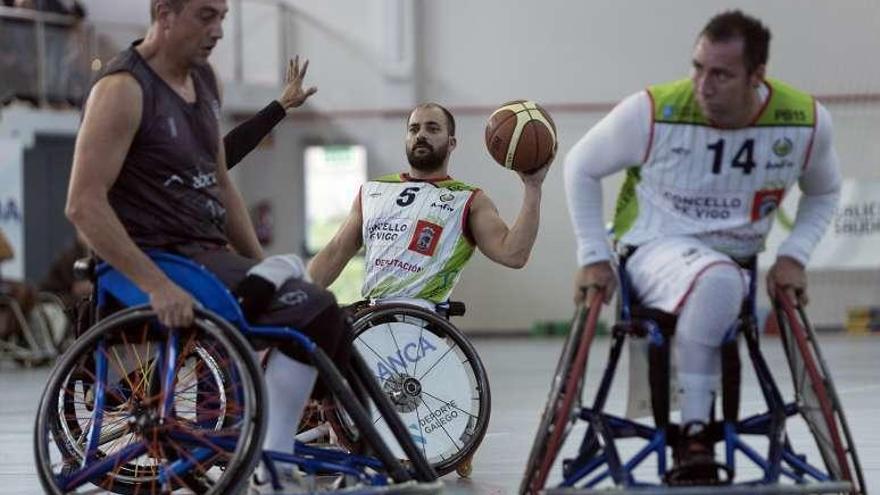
[
  {"left": 0, "top": 0, "right": 294, "bottom": 109},
  {"left": 1, "top": 5, "right": 92, "bottom": 107}
]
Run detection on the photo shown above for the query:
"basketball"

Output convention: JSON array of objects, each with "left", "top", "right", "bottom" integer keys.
[{"left": 485, "top": 100, "right": 557, "bottom": 172}]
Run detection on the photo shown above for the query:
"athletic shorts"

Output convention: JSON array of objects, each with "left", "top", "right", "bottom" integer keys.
[
  {"left": 625, "top": 236, "right": 748, "bottom": 314},
  {"left": 186, "top": 248, "right": 347, "bottom": 361}
]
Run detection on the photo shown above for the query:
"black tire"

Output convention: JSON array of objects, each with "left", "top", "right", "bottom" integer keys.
[
  {"left": 520, "top": 292, "right": 603, "bottom": 495},
  {"left": 332, "top": 304, "right": 491, "bottom": 477},
  {"left": 775, "top": 295, "right": 866, "bottom": 495},
  {"left": 34, "top": 306, "right": 266, "bottom": 495}
]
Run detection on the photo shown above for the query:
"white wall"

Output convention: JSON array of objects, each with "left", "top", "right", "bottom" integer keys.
[{"left": 79, "top": 0, "right": 149, "bottom": 25}]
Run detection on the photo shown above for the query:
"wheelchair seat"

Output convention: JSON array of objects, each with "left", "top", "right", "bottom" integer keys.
[{"left": 96, "top": 251, "right": 246, "bottom": 328}]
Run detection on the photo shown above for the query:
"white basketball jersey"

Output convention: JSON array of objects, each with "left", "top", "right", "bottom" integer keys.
[
  {"left": 613, "top": 78, "right": 818, "bottom": 258},
  {"left": 361, "top": 174, "right": 479, "bottom": 303}
]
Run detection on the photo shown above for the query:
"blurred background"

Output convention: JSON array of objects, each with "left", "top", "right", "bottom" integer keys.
[{"left": 1, "top": 0, "right": 878, "bottom": 335}]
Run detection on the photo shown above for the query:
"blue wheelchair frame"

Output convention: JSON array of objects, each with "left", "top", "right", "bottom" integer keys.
[
  {"left": 53, "top": 252, "right": 435, "bottom": 492},
  {"left": 549, "top": 257, "right": 854, "bottom": 493}
]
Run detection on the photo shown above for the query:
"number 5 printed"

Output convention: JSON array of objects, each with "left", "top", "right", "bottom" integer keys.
[{"left": 396, "top": 187, "right": 421, "bottom": 207}]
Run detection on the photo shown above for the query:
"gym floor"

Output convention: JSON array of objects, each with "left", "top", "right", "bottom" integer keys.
[{"left": 2, "top": 334, "right": 878, "bottom": 494}]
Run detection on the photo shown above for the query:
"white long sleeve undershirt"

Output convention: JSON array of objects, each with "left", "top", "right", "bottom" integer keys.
[{"left": 564, "top": 89, "right": 841, "bottom": 267}]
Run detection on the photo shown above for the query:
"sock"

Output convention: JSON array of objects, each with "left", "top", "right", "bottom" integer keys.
[
  {"left": 262, "top": 351, "right": 318, "bottom": 454},
  {"left": 678, "top": 372, "right": 718, "bottom": 425}
]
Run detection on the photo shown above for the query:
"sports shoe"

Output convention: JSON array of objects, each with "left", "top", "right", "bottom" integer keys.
[
  {"left": 665, "top": 421, "right": 731, "bottom": 486},
  {"left": 249, "top": 463, "right": 309, "bottom": 494}
]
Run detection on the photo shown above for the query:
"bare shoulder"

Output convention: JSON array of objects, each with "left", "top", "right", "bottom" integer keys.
[
  {"left": 469, "top": 189, "right": 495, "bottom": 213},
  {"left": 82, "top": 73, "right": 143, "bottom": 132},
  {"left": 89, "top": 73, "right": 141, "bottom": 102}
]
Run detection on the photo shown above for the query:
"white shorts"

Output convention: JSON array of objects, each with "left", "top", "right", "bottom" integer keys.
[{"left": 625, "top": 236, "right": 748, "bottom": 314}]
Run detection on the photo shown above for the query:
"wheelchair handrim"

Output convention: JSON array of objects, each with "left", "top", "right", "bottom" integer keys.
[
  {"left": 34, "top": 306, "right": 265, "bottom": 495},
  {"left": 776, "top": 296, "right": 865, "bottom": 494}
]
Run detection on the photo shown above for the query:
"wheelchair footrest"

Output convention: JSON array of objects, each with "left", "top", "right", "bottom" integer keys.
[{"left": 542, "top": 481, "right": 853, "bottom": 495}]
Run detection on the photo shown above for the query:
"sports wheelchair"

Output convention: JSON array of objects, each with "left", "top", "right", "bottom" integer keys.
[
  {"left": 33, "top": 252, "right": 441, "bottom": 494},
  {"left": 521, "top": 254, "right": 865, "bottom": 494},
  {"left": 1, "top": 285, "right": 69, "bottom": 366},
  {"left": 309, "top": 300, "right": 491, "bottom": 478}
]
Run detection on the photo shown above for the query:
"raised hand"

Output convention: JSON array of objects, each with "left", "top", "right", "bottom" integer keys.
[{"left": 277, "top": 55, "right": 318, "bottom": 111}]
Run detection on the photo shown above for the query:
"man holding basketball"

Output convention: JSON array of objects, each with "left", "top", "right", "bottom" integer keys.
[
  {"left": 564, "top": 10, "right": 841, "bottom": 482},
  {"left": 307, "top": 102, "right": 552, "bottom": 306}
]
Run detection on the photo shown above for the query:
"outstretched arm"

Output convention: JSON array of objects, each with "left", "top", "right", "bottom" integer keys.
[
  {"left": 224, "top": 56, "right": 317, "bottom": 169},
  {"left": 307, "top": 195, "right": 364, "bottom": 288},
  {"left": 469, "top": 166, "right": 549, "bottom": 269}
]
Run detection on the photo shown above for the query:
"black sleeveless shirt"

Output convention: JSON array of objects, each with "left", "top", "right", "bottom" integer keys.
[{"left": 98, "top": 42, "right": 228, "bottom": 251}]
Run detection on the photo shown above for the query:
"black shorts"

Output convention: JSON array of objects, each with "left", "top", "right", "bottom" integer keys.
[{"left": 188, "top": 248, "right": 347, "bottom": 362}]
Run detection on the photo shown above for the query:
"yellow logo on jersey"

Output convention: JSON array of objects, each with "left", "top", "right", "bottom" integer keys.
[{"left": 773, "top": 137, "right": 793, "bottom": 157}]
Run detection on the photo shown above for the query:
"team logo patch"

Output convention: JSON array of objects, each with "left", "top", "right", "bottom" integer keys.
[
  {"left": 278, "top": 289, "right": 309, "bottom": 307},
  {"left": 440, "top": 193, "right": 455, "bottom": 202},
  {"left": 408, "top": 220, "right": 443, "bottom": 256},
  {"left": 773, "top": 137, "right": 793, "bottom": 157},
  {"left": 751, "top": 188, "right": 785, "bottom": 220}
]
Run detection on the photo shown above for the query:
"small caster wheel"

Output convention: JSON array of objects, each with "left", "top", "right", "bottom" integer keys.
[{"left": 456, "top": 457, "right": 473, "bottom": 478}]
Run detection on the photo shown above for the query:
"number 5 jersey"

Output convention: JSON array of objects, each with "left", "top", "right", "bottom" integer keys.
[{"left": 360, "top": 174, "right": 480, "bottom": 303}]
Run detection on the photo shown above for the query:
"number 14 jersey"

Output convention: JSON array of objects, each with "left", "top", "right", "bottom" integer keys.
[{"left": 614, "top": 78, "right": 818, "bottom": 258}]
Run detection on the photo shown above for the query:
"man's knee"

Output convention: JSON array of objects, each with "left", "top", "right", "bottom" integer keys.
[
  {"left": 696, "top": 263, "right": 746, "bottom": 307},
  {"left": 676, "top": 263, "right": 746, "bottom": 347},
  {"left": 303, "top": 299, "right": 350, "bottom": 357},
  {"left": 274, "top": 288, "right": 351, "bottom": 363}
]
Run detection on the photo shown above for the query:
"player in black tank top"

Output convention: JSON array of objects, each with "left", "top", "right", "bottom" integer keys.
[{"left": 65, "top": 1, "right": 342, "bottom": 487}]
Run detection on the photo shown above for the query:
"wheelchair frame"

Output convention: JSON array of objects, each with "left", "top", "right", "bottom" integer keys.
[
  {"left": 521, "top": 256, "right": 865, "bottom": 495},
  {"left": 1, "top": 290, "right": 68, "bottom": 366},
  {"left": 33, "top": 252, "right": 439, "bottom": 494}
]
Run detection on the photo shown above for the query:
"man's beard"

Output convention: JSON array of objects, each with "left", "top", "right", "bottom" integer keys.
[{"left": 406, "top": 143, "right": 448, "bottom": 172}]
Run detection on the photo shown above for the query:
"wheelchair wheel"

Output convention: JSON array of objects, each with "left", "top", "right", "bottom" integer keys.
[
  {"left": 520, "top": 291, "right": 603, "bottom": 495},
  {"left": 34, "top": 305, "right": 266, "bottom": 494},
  {"left": 30, "top": 292, "right": 72, "bottom": 355},
  {"left": 330, "top": 304, "right": 490, "bottom": 477},
  {"left": 774, "top": 294, "right": 866, "bottom": 495},
  {"left": 1, "top": 293, "right": 53, "bottom": 366}
]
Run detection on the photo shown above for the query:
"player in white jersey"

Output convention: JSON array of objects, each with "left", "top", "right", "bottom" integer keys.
[
  {"left": 564, "top": 10, "right": 841, "bottom": 479},
  {"left": 308, "top": 102, "right": 551, "bottom": 305}
]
